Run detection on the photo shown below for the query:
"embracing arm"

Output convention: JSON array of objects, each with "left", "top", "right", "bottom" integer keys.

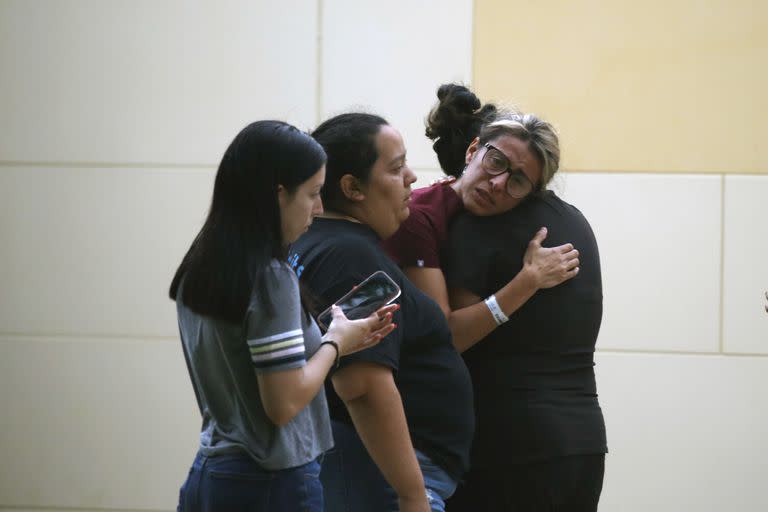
[
  {"left": 332, "top": 362, "right": 430, "bottom": 512},
  {"left": 405, "top": 227, "right": 578, "bottom": 352}
]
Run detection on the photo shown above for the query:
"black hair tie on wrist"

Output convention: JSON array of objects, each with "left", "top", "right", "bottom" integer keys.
[{"left": 320, "top": 340, "right": 340, "bottom": 369}]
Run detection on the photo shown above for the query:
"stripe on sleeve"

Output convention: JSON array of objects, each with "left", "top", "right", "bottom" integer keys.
[{"left": 247, "top": 329, "right": 305, "bottom": 369}]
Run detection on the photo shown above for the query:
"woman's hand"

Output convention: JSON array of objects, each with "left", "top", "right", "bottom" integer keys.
[
  {"left": 523, "top": 227, "right": 580, "bottom": 289},
  {"left": 324, "top": 304, "right": 398, "bottom": 357},
  {"left": 430, "top": 175, "right": 456, "bottom": 186}
]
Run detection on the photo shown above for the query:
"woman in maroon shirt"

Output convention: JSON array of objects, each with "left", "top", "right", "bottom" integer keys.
[{"left": 382, "top": 83, "right": 578, "bottom": 353}]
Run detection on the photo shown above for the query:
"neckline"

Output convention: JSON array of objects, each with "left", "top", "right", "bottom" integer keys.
[{"left": 315, "top": 211, "right": 363, "bottom": 224}]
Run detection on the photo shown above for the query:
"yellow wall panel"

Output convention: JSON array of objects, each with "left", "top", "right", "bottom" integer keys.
[{"left": 474, "top": 0, "right": 767, "bottom": 173}]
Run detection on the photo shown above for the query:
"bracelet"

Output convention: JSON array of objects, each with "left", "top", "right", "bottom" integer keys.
[
  {"left": 319, "top": 340, "right": 340, "bottom": 369},
  {"left": 484, "top": 294, "right": 509, "bottom": 326}
]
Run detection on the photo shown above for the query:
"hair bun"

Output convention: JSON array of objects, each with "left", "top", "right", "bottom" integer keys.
[
  {"left": 426, "top": 83, "right": 496, "bottom": 177},
  {"left": 436, "top": 84, "right": 481, "bottom": 112}
]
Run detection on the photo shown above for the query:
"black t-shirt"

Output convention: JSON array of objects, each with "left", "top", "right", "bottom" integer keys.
[
  {"left": 289, "top": 217, "right": 474, "bottom": 480},
  {"left": 446, "top": 191, "right": 607, "bottom": 467}
]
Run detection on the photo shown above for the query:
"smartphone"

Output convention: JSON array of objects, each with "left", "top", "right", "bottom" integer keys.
[{"left": 316, "top": 271, "right": 401, "bottom": 331}]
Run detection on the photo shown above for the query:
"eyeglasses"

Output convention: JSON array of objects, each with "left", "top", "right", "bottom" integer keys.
[{"left": 481, "top": 143, "right": 535, "bottom": 199}]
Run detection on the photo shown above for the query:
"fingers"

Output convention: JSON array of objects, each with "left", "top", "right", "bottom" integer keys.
[
  {"left": 528, "top": 227, "right": 547, "bottom": 248},
  {"left": 563, "top": 250, "right": 580, "bottom": 271},
  {"left": 374, "top": 303, "right": 400, "bottom": 319},
  {"left": 431, "top": 175, "right": 456, "bottom": 186},
  {"left": 556, "top": 242, "right": 575, "bottom": 254},
  {"left": 367, "top": 323, "right": 396, "bottom": 343},
  {"left": 329, "top": 304, "right": 345, "bottom": 320}
]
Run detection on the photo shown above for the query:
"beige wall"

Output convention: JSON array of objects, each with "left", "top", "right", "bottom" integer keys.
[
  {"left": 1, "top": 1, "right": 766, "bottom": 511},
  {"left": 0, "top": 0, "right": 471, "bottom": 510},
  {"left": 475, "top": 1, "right": 768, "bottom": 510},
  {"left": 474, "top": 0, "right": 768, "bottom": 173}
]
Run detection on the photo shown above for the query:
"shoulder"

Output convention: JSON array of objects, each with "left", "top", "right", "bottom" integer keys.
[
  {"left": 250, "top": 260, "right": 300, "bottom": 310},
  {"left": 326, "top": 231, "right": 384, "bottom": 262},
  {"left": 266, "top": 260, "right": 298, "bottom": 286}
]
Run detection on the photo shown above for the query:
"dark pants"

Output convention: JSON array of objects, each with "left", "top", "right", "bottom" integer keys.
[
  {"left": 446, "top": 454, "right": 605, "bottom": 512},
  {"left": 178, "top": 450, "right": 323, "bottom": 512}
]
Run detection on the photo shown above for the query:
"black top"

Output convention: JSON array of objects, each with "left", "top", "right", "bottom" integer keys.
[
  {"left": 289, "top": 217, "right": 475, "bottom": 480},
  {"left": 445, "top": 191, "right": 607, "bottom": 467}
]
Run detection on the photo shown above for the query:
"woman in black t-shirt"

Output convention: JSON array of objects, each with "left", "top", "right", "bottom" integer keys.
[
  {"left": 401, "top": 84, "right": 607, "bottom": 511},
  {"left": 289, "top": 113, "right": 474, "bottom": 512}
]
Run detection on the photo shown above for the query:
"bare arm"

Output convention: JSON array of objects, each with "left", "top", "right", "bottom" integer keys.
[
  {"left": 332, "top": 362, "right": 430, "bottom": 512},
  {"left": 405, "top": 227, "right": 579, "bottom": 352},
  {"left": 257, "top": 304, "right": 397, "bottom": 426}
]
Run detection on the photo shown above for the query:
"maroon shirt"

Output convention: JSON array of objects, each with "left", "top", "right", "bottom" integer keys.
[{"left": 382, "top": 183, "right": 463, "bottom": 268}]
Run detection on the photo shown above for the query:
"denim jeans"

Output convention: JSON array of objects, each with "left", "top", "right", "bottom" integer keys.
[
  {"left": 178, "top": 450, "right": 323, "bottom": 512},
  {"left": 416, "top": 449, "right": 457, "bottom": 512},
  {"left": 321, "top": 420, "right": 457, "bottom": 512}
]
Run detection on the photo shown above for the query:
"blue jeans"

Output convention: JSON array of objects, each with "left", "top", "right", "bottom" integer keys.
[
  {"left": 178, "top": 450, "right": 323, "bottom": 512},
  {"left": 321, "top": 420, "right": 457, "bottom": 512},
  {"left": 416, "top": 449, "right": 457, "bottom": 512}
]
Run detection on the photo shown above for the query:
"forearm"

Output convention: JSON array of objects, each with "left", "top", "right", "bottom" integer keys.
[
  {"left": 340, "top": 375, "right": 427, "bottom": 506},
  {"left": 258, "top": 343, "right": 337, "bottom": 426},
  {"left": 448, "top": 267, "right": 538, "bottom": 352}
]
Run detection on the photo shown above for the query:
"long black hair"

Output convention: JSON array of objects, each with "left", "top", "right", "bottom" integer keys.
[{"left": 169, "top": 120, "right": 326, "bottom": 323}]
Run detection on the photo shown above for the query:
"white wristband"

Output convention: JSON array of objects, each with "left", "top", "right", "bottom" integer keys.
[{"left": 484, "top": 294, "right": 509, "bottom": 326}]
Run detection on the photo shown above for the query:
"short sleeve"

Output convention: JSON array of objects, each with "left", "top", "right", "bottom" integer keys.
[
  {"left": 246, "top": 263, "right": 307, "bottom": 374},
  {"left": 301, "top": 240, "right": 402, "bottom": 373},
  {"left": 382, "top": 207, "right": 441, "bottom": 268}
]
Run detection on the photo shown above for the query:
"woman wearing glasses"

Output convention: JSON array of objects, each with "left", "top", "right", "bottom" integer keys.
[
  {"left": 384, "top": 84, "right": 607, "bottom": 511},
  {"left": 382, "top": 83, "right": 578, "bottom": 353}
]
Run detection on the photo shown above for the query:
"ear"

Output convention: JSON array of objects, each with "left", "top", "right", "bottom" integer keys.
[
  {"left": 339, "top": 174, "right": 366, "bottom": 202},
  {"left": 277, "top": 184, "right": 288, "bottom": 208},
  {"left": 465, "top": 137, "right": 481, "bottom": 164}
]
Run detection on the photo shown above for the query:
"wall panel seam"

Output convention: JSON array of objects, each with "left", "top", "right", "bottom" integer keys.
[
  {"left": 597, "top": 348, "right": 768, "bottom": 358},
  {"left": 315, "top": 0, "right": 324, "bottom": 126},
  {"left": 719, "top": 174, "right": 726, "bottom": 354},
  {"left": 0, "top": 160, "right": 214, "bottom": 170},
  {"left": 0, "top": 333, "right": 178, "bottom": 343}
]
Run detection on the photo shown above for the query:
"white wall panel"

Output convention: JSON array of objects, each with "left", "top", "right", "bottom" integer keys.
[
  {"left": 555, "top": 173, "right": 722, "bottom": 352},
  {"left": 320, "top": 0, "right": 473, "bottom": 171},
  {"left": 0, "top": 0, "right": 318, "bottom": 164},
  {"left": 0, "top": 166, "right": 214, "bottom": 337},
  {"left": 0, "top": 336, "right": 199, "bottom": 510},
  {"left": 722, "top": 175, "right": 768, "bottom": 354},
  {"left": 596, "top": 352, "right": 768, "bottom": 512}
]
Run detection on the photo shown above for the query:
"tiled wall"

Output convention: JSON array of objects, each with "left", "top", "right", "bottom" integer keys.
[
  {"left": 2, "top": 1, "right": 766, "bottom": 512},
  {"left": 556, "top": 173, "right": 768, "bottom": 510},
  {"left": 0, "top": 0, "right": 471, "bottom": 510},
  {"left": 474, "top": 0, "right": 767, "bottom": 507}
]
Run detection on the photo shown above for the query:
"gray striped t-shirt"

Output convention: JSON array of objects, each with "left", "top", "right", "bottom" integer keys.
[{"left": 177, "top": 260, "right": 332, "bottom": 469}]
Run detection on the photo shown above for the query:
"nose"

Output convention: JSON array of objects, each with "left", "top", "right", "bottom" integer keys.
[
  {"left": 489, "top": 173, "right": 509, "bottom": 193},
  {"left": 404, "top": 165, "right": 417, "bottom": 187},
  {"left": 314, "top": 196, "right": 324, "bottom": 216}
]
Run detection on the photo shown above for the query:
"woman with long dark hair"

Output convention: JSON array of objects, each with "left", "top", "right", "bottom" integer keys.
[{"left": 170, "top": 120, "right": 396, "bottom": 511}]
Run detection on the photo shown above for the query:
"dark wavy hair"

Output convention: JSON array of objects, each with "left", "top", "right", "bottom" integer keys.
[
  {"left": 169, "top": 120, "right": 326, "bottom": 323},
  {"left": 425, "top": 83, "right": 560, "bottom": 189},
  {"left": 425, "top": 83, "right": 498, "bottom": 177}
]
